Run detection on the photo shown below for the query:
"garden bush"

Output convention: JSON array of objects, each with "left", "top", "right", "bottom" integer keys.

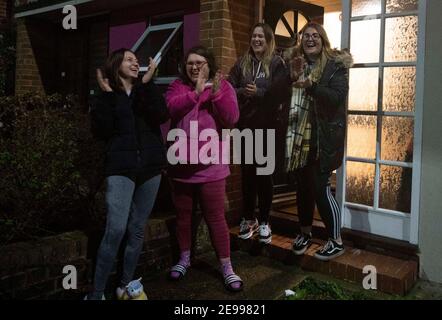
[{"left": 0, "top": 92, "right": 105, "bottom": 245}]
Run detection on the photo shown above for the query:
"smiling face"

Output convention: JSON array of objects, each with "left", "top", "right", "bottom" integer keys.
[
  {"left": 119, "top": 51, "right": 139, "bottom": 80},
  {"left": 250, "top": 26, "right": 268, "bottom": 58},
  {"left": 186, "top": 53, "right": 209, "bottom": 84},
  {"left": 302, "top": 27, "right": 323, "bottom": 60}
]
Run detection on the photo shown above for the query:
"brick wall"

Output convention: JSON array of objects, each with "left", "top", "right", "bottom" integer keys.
[
  {"left": 200, "top": 0, "right": 255, "bottom": 73},
  {"left": 0, "top": 219, "right": 172, "bottom": 300},
  {"left": 200, "top": 0, "right": 257, "bottom": 225},
  {"left": 0, "top": 231, "right": 89, "bottom": 299},
  {"left": 88, "top": 19, "right": 109, "bottom": 97},
  {"left": 0, "top": 0, "right": 7, "bottom": 25},
  {"left": 15, "top": 18, "right": 48, "bottom": 95}
]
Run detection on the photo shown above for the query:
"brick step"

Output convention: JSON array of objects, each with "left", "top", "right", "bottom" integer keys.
[
  {"left": 230, "top": 227, "right": 418, "bottom": 296},
  {"left": 272, "top": 192, "right": 296, "bottom": 208},
  {"left": 267, "top": 210, "right": 419, "bottom": 262},
  {"left": 273, "top": 191, "right": 296, "bottom": 200},
  {"left": 269, "top": 210, "right": 328, "bottom": 239}
]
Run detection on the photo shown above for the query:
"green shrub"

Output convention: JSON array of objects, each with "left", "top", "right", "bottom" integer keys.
[
  {"left": 285, "top": 277, "right": 375, "bottom": 300},
  {"left": 0, "top": 92, "right": 105, "bottom": 244}
]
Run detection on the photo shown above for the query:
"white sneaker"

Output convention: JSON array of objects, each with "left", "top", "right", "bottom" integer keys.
[{"left": 258, "top": 223, "right": 272, "bottom": 244}]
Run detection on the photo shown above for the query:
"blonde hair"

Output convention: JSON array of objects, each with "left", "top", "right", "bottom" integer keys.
[{"left": 241, "top": 23, "right": 276, "bottom": 78}]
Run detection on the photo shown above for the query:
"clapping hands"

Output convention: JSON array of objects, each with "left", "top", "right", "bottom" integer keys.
[
  {"left": 291, "top": 56, "right": 306, "bottom": 82},
  {"left": 195, "top": 63, "right": 210, "bottom": 95}
]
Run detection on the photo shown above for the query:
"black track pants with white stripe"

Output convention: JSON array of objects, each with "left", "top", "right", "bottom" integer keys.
[{"left": 295, "top": 162, "right": 341, "bottom": 240}]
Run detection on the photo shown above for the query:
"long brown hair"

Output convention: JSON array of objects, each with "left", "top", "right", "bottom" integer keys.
[
  {"left": 241, "top": 22, "right": 276, "bottom": 78},
  {"left": 103, "top": 48, "right": 135, "bottom": 91},
  {"left": 285, "top": 22, "right": 340, "bottom": 82},
  {"left": 301, "top": 22, "right": 338, "bottom": 82}
]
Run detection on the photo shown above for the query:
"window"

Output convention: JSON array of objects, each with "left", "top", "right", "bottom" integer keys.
[
  {"left": 131, "top": 22, "right": 183, "bottom": 84},
  {"left": 339, "top": 0, "right": 423, "bottom": 243},
  {"left": 275, "top": 10, "right": 309, "bottom": 49}
]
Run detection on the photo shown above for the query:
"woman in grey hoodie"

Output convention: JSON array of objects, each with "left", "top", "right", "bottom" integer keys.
[{"left": 228, "top": 22, "right": 290, "bottom": 245}]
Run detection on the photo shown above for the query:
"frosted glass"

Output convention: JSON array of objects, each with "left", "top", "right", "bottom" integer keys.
[
  {"left": 349, "top": 68, "right": 378, "bottom": 111},
  {"left": 351, "top": 19, "right": 380, "bottom": 63},
  {"left": 380, "top": 165, "right": 412, "bottom": 213},
  {"left": 386, "top": 0, "right": 418, "bottom": 13},
  {"left": 381, "top": 116, "right": 414, "bottom": 162},
  {"left": 346, "top": 161, "right": 375, "bottom": 206},
  {"left": 383, "top": 67, "right": 416, "bottom": 112},
  {"left": 352, "top": 0, "right": 381, "bottom": 17},
  {"left": 347, "top": 115, "right": 377, "bottom": 159},
  {"left": 385, "top": 16, "right": 418, "bottom": 62}
]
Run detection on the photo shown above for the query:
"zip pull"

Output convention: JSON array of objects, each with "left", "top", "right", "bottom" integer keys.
[{"left": 252, "top": 61, "right": 262, "bottom": 84}]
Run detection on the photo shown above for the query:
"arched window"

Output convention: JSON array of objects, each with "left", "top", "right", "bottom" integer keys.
[{"left": 275, "top": 10, "right": 309, "bottom": 47}]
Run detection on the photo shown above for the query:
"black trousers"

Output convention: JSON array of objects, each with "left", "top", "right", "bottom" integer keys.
[
  {"left": 240, "top": 128, "right": 274, "bottom": 224},
  {"left": 295, "top": 161, "right": 341, "bottom": 239},
  {"left": 241, "top": 164, "right": 273, "bottom": 223}
]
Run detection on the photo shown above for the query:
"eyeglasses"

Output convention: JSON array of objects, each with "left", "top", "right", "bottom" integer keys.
[
  {"left": 303, "top": 33, "right": 321, "bottom": 41},
  {"left": 186, "top": 61, "right": 207, "bottom": 68}
]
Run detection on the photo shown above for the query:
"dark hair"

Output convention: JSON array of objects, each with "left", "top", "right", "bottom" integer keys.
[
  {"left": 180, "top": 46, "right": 217, "bottom": 85},
  {"left": 103, "top": 48, "right": 136, "bottom": 91}
]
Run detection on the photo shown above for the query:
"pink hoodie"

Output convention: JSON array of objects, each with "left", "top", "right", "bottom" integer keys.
[{"left": 165, "top": 78, "right": 239, "bottom": 183}]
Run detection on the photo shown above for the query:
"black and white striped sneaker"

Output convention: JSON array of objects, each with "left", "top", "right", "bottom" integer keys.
[
  {"left": 238, "top": 218, "right": 259, "bottom": 240},
  {"left": 314, "top": 239, "right": 345, "bottom": 261},
  {"left": 292, "top": 233, "right": 312, "bottom": 255}
]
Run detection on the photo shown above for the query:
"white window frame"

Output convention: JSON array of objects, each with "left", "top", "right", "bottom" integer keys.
[
  {"left": 337, "top": 0, "right": 426, "bottom": 244},
  {"left": 131, "top": 21, "right": 183, "bottom": 84}
]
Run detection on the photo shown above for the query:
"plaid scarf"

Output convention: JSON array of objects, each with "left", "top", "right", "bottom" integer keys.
[{"left": 286, "top": 65, "right": 315, "bottom": 172}]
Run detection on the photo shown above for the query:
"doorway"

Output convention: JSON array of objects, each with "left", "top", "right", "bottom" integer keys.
[{"left": 263, "top": 0, "right": 422, "bottom": 245}]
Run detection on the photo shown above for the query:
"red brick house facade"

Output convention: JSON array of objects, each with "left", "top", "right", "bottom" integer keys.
[{"left": 9, "top": 0, "right": 442, "bottom": 291}]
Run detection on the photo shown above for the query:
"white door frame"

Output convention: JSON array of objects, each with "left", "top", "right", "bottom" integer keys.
[{"left": 337, "top": 0, "right": 426, "bottom": 244}]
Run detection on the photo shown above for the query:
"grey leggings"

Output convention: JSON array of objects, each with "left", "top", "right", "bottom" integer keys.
[{"left": 92, "top": 175, "right": 161, "bottom": 296}]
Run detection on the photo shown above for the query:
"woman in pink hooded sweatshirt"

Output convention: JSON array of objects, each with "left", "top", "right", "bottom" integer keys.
[{"left": 165, "top": 46, "right": 243, "bottom": 291}]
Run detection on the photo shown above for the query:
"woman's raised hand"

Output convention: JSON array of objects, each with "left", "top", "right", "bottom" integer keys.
[
  {"left": 291, "top": 56, "right": 306, "bottom": 82},
  {"left": 142, "top": 57, "right": 157, "bottom": 84},
  {"left": 96, "top": 69, "right": 112, "bottom": 92}
]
